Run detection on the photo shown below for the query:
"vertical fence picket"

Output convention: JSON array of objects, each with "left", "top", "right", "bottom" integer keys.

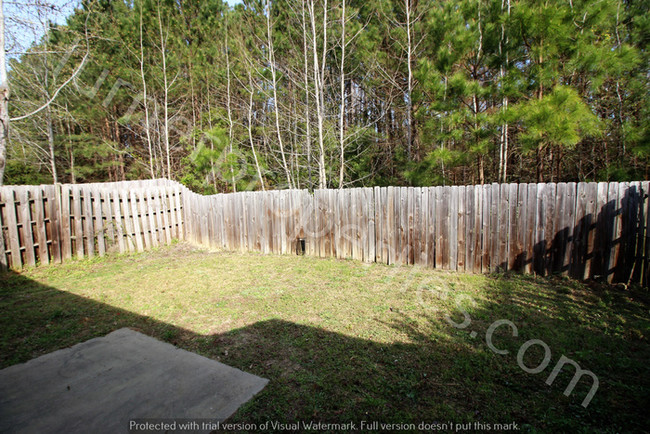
[
  {"left": 92, "top": 187, "right": 106, "bottom": 256},
  {"left": 70, "top": 188, "right": 83, "bottom": 258},
  {"left": 418, "top": 188, "right": 427, "bottom": 266},
  {"left": 544, "top": 183, "right": 557, "bottom": 276},
  {"left": 553, "top": 183, "right": 567, "bottom": 274},
  {"left": 167, "top": 187, "right": 178, "bottom": 242},
  {"left": 582, "top": 183, "right": 598, "bottom": 280},
  {"left": 129, "top": 190, "right": 144, "bottom": 252},
  {"left": 331, "top": 189, "right": 339, "bottom": 259},
  {"left": 563, "top": 183, "right": 577, "bottom": 277},
  {"left": 406, "top": 187, "right": 414, "bottom": 265},
  {"left": 374, "top": 187, "right": 381, "bottom": 264},
  {"left": 145, "top": 188, "right": 159, "bottom": 248},
  {"left": 498, "top": 183, "right": 509, "bottom": 271},
  {"left": 514, "top": 184, "right": 528, "bottom": 272},
  {"left": 632, "top": 182, "right": 649, "bottom": 284},
  {"left": 472, "top": 185, "right": 482, "bottom": 272},
  {"left": 138, "top": 189, "right": 152, "bottom": 250},
  {"left": 534, "top": 183, "right": 547, "bottom": 276},
  {"left": 46, "top": 186, "right": 61, "bottom": 263},
  {"left": 481, "top": 185, "right": 491, "bottom": 273},
  {"left": 33, "top": 188, "right": 49, "bottom": 265},
  {"left": 617, "top": 182, "right": 634, "bottom": 282},
  {"left": 488, "top": 184, "right": 499, "bottom": 272},
  {"left": 82, "top": 187, "right": 95, "bottom": 258},
  {"left": 434, "top": 187, "right": 443, "bottom": 269},
  {"left": 524, "top": 184, "right": 537, "bottom": 275},
  {"left": 4, "top": 189, "right": 21, "bottom": 268},
  {"left": 507, "top": 184, "right": 518, "bottom": 271},
  {"left": 623, "top": 181, "right": 642, "bottom": 283},
  {"left": 60, "top": 186, "right": 72, "bottom": 260},
  {"left": 112, "top": 190, "right": 126, "bottom": 253},
  {"left": 0, "top": 188, "right": 7, "bottom": 269},
  {"left": 464, "top": 185, "right": 475, "bottom": 273},
  {"left": 641, "top": 182, "right": 650, "bottom": 287},
  {"left": 456, "top": 186, "right": 465, "bottom": 271},
  {"left": 161, "top": 188, "right": 173, "bottom": 245},
  {"left": 17, "top": 188, "right": 36, "bottom": 267},
  {"left": 100, "top": 188, "right": 113, "bottom": 252},
  {"left": 411, "top": 187, "right": 418, "bottom": 266},
  {"left": 174, "top": 186, "right": 184, "bottom": 240},
  {"left": 120, "top": 189, "right": 135, "bottom": 252},
  {"left": 449, "top": 186, "right": 458, "bottom": 271}
]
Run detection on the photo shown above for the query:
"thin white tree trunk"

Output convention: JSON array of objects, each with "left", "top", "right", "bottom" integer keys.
[
  {"left": 475, "top": 3, "right": 484, "bottom": 184},
  {"left": 301, "top": 0, "right": 313, "bottom": 189},
  {"left": 140, "top": 2, "right": 154, "bottom": 179},
  {"left": 309, "top": 0, "right": 327, "bottom": 189},
  {"left": 405, "top": 0, "right": 413, "bottom": 161},
  {"left": 65, "top": 107, "right": 75, "bottom": 184},
  {"left": 498, "top": 0, "right": 510, "bottom": 183},
  {"left": 225, "top": 17, "right": 236, "bottom": 192},
  {"left": 248, "top": 70, "right": 265, "bottom": 191},
  {"left": 338, "top": 0, "right": 346, "bottom": 188},
  {"left": 0, "top": 0, "right": 9, "bottom": 185},
  {"left": 46, "top": 107, "right": 57, "bottom": 183},
  {"left": 266, "top": 0, "right": 293, "bottom": 189},
  {"left": 41, "top": 31, "right": 58, "bottom": 184},
  {"left": 157, "top": 1, "right": 171, "bottom": 179}
]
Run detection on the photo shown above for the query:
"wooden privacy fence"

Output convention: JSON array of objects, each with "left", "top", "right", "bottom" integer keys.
[
  {"left": 183, "top": 182, "right": 650, "bottom": 285},
  {"left": 0, "top": 179, "right": 184, "bottom": 269},
  {"left": 2, "top": 179, "right": 650, "bottom": 285}
]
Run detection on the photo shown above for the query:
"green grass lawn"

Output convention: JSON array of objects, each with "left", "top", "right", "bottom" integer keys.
[{"left": 1, "top": 243, "right": 649, "bottom": 432}]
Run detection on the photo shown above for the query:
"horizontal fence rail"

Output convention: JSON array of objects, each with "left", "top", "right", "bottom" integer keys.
[
  {"left": 0, "top": 179, "right": 184, "bottom": 269},
  {"left": 2, "top": 180, "right": 649, "bottom": 286}
]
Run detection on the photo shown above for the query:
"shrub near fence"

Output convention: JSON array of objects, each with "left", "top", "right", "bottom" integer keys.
[{"left": 1, "top": 179, "right": 649, "bottom": 286}]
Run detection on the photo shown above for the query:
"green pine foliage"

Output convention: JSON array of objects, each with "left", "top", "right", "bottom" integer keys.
[{"left": 4, "top": 0, "right": 648, "bottom": 187}]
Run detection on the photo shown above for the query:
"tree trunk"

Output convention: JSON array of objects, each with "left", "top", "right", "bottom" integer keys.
[
  {"left": 140, "top": 2, "right": 155, "bottom": 179},
  {"left": 66, "top": 116, "right": 75, "bottom": 184},
  {"left": 225, "top": 16, "right": 236, "bottom": 192},
  {"left": 157, "top": 1, "right": 171, "bottom": 179},
  {"left": 248, "top": 71, "right": 265, "bottom": 191},
  {"left": 301, "top": 0, "right": 313, "bottom": 190},
  {"left": 405, "top": 0, "right": 414, "bottom": 161},
  {"left": 338, "top": 0, "right": 346, "bottom": 188},
  {"left": 0, "top": 0, "right": 9, "bottom": 185},
  {"left": 267, "top": 0, "right": 294, "bottom": 189},
  {"left": 46, "top": 107, "right": 58, "bottom": 183},
  {"left": 537, "top": 144, "right": 544, "bottom": 183},
  {"left": 308, "top": 0, "right": 327, "bottom": 189}
]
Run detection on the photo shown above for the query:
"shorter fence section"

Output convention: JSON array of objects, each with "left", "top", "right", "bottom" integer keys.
[{"left": 0, "top": 180, "right": 184, "bottom": 269}]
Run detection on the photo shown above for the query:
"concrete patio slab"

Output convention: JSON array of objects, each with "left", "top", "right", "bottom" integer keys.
[{"left": 0, "top": 328, "right": 268, "bottom": 434}]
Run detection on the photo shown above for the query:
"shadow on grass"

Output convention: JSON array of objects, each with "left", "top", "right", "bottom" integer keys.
[{"left": 1, "top": 270, "right": 649, "bottom": 432}]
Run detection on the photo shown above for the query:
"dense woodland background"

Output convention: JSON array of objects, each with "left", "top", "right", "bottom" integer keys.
[{"left": 3, "top": 0, "right": 649, "bottom": 192}]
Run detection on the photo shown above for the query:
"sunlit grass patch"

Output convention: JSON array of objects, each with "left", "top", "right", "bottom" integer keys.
[{"left": 1, "top": 243, "right": 648, "bottom": 432}]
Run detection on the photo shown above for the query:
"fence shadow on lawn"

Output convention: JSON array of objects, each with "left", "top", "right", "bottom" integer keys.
[
  {"left": 1, "top": 271, "right": 649, "bottom": 433},
  {"left": 511, "top": 185, "right": 646, "bottom": 284}
]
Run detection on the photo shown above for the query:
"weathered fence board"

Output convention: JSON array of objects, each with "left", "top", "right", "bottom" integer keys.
[{"left": 4, "top": 188, "right": 21, "bottom": 268}]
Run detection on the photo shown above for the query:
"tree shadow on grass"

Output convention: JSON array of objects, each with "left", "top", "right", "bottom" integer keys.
[{"left": 1, "top": 270, "right": 649, "bottom": 433}]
